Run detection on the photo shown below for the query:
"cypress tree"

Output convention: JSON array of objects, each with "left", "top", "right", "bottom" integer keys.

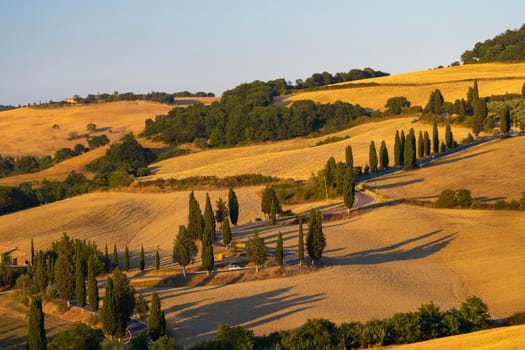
[
  {"left": 418, "top": 131, "right": 425, "bottom": 158},
  {"left": 101, "top": 277, "right": 117, "bottom": 337},
  {"left": 35, "top": 254, "right": 47, "bottom": 293},
  {"left": 87, "top": 255, "right": 99, "bottom": 312},
  {"left": 423, "top": 131, "right": 431, "bottom": 157},
  {"left": 139, "top": 245, "right": 145, "bottom": 271},
  {"left": 459, "top": 99, "right": 466, "bottom": 120},
  {"left": 345, "top": 145, "right": 353, "bottom": 169},
  {"left": 112, "top": 244, "right": 119, "bottom": 271},
  {"left": 445, "top": 123, "right": 454, "bottom": 149},
  {"left": 202, "top": 193, "right": 216, "bottom": 275},
  {"left": 394, "top": 130, "right": 401, "bottom": 166},
  {"left": 270, "top": 200, "right": 277, "bottom": 225},
  {"left": 104, "top": 244, "right": 109, "bottom": 273},
  {"left": 369, "top": 141, "right": 378, "bottom": 173},
  {"left": 160, "top": 311, "right": 166, "bottom": 338},
  {"left": 522, "top": 82, "right": 525, "bottom": 98},
  {"left": 188, "top": 191, "right": 204, "bottom": 240},
  {"left": 400, "top": 130, "right": 406, "bottom": 165},
  {"left": 379, "top": 140, "right": 389, "bottom": 169},
  {"left": 148, "top": 292, "right": 163, "bottom": 341},
  {"left": 432, "top": 121, "right": 439, "bottom": 154},
  {"left": 306, "top": 209, "right": 326, "bottom": 265},
  {"left": 54, "top": 235, "right": 75, "bottom": 306},
  {"left": 75, "top": 253, "right": 86, "bottom": 308},
  {"left": 111, "top": 269, "right": 136, "bottom": 339},
  {"left": 342, "top": 167, "right": 355, "bottom": 212},
  {"left": 173, "top": 225, "right": 197, "bottom": 278},
  {"left": 500, "top": 106, "right": 511, "bottom": 134},
  {"left": 30, "top": 238, "right": 35, "bottom": 266},
  {"left": 155, "top": 250, "right": 160, "bottom": 270},
  {"left": 124, "top": 246, "right": 130, "bottom": 272},
  {"left": 222, "top": 218, "right": 232, "bottom": 246},
  {"left": 275, "top": 231, "right": 284, "bottom": 269},
  {"left": 404, "top": 128, "right": 417, "bottom": 170},
  {"left": 27, "top": 297, "right": 46, "bottom": 350},
  {"left": 297, "top": 217, "right": 304, "bottom": 267},
  {"left": 228, "top": 188, "right": 239, "bottom": 225}
]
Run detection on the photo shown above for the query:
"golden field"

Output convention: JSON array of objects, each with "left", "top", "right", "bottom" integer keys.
[{"left": 283, "top": 63, "right": 525, "bottom": 110}]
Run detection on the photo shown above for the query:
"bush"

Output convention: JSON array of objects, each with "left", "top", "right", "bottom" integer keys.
[
  {"left": 216, "top": 324, "right": 254, "bottom": 350},
  {"left": 87, "top": 134, "right": 110, "bottom": 149},
  {"left": 435, "top": 189, "right": 457, "bottom": 208},
  {"left": 509, "top": 311, "right": 525, "bottom": 325},
  {"left": 455, "top": 189, "right": 472, "bottom": 208},
  {"left": 460, "top": 296, "right": 491, "bottom": 331},
  {"left": 48, "top": 323, "right": 104, "bottom": 350}
]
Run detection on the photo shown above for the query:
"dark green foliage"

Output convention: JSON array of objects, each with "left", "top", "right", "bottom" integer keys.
[
  {"left": 75, "top": 253, "right": 86, "bottom": 308},
  {"left": 460, "top": 296, "right": 491, "bottom": 331},
  {"left": 111, "top": 269, "right": 136, "bottom": 338},
  {"left": 418, "top": 131, "right": 424, "bottom": 158},
  {"left": 424, "top": 89, "right": 444, "bottom": 115},
  {"left": 307, "top": 209, "right": 326, "bottom": 265},
  {"left": 148, "top": 292, "right": 164, "bottom": 341},
  {"left": 261, "top": 187, "right": 281, "bottom": 217},
  {"left": 342, "top": 167, "right": 355, "bottom": 210},
  {"left": 201, "top": 244, "right": 214, "bottom": 276},
  {"left": 440, "top": 141, "right": 447, "bottom": 153},
  {"left": 403, "top": 128, "right": 417, "bottom": 170},
  {"left": 379, "top": 140, "right": 389, "bottom": 169},
  {"left": 112, "top": 244, "right": 119, "bottom": 270},
  {"left": 385, "top": 96, "right": 410, "bottom": 114},
  {"left": 124, "top": 246, "right": 129, "bottom": 272},
  {"left": 461, "top": 24, "right": 525, "bottom": 63},
  {"left": 228, "top": 188, "right": 239, "bottom": 225},
  {"left": 270, "top": 200, "right": 277, "bottom": 225},
  {"left": 435, "top": 189, "right": 457, "bottom": 208},
  {"left": 87, "top": 134, "right": 110, "bottom": 149},
  {"left": 131, "top": 331, "right": 149, "bottom": 350},
  {"left": 500, "top": 106, "right": 511, "bottom": 133},
  {"left": 400, "top": 130, "right": 405, "bottom": 164},
  {"left": 275, "top": 231, "right": 284, "bottom": 269},
  {"left": 297, "top": 217, "right": 304, "bottom": 266},
  {"left": 394, "top": 130, "right": 402, "bottom": 166},
  {"left": 214, "top": 197, "right": 228, "bottom": 225},
  {"left": 27, "top": 297, "right": 46, "bottom": 350},
  {"left": 423, "top": 131, "right": 431, "bottom": 157},
  {"left": 34, "top": 253, "right": 47, "bottom": 293},
  {"left": 445, "top": 124, "right": 454, "bottom": 149},
  {"left": 101, "top": 278, "right": 117, "bottom": 336},
  {"left": 216, "top": 323, "right": 255, "bottom": 350},
  {"left": 432, "top": 121, "right": 439, "bottom": 154},
  {"left": 173, "top": 225, "right": 197, "bottom": 277},
  {"left": 509, "top": 311, "right": 525, "bottom": 325},
  {"left": 139, "top": 245, "right": 145, "bottom": 271},
  {"left": 202, "top": 193, "right": 215, "bottom": 274},
  {"left": 31, "top": 238, "right": 35, "bottom": 265},
  {"left": 150, "top": 335, "right": 181, "bottom": 350},
  {"left": 455, "top": 189, "right": 472, "bottom": 208},
  {"left": 104, "top": 244, "right": 109, "bottom": 273},
  {"left": 418, "top": 302, "right": 444, "bottom": 340},
  {"left": 87, "top": 255, "right": 99, "bottom": 312},
  {"left": 345, "top": 145, "right": 353, "bottom": 169},
  {"left": 48, "top": 323, "right": 104, "bottom": 350},
  {"left": 54, "top": 234, "right": 75, "bottom": 304},
  {"left": 246, "top": 232, "right": 267, "bottom": 272},
  {"left": 155, "top": 250, "right": 160, "bottom": 270},
  {"left": 222, "top": 218, "right": 232, "bottom": 246},
  {"left": 523, "top": 82, "right": 525, "bottom": 98},
  {"left": 187, "top": 191, "right": 203, "bottom": 240},
  {"left": 369, "top": 141, "right": 378, "bottom": 173},
  {"left": 134, "top": 293, "right": 150, "bottom": 319}
]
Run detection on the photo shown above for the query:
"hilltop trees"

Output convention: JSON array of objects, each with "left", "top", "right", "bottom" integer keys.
[
  {"left": 461, "top": 24, "right": 525, "bottom": 63},
  {"left": 27, "top": 297, "right": 46, "bottom": 350},
  {"left": 369, "top": 141, "right": 378, "bottom": 173},
  {"left": 228, "top": 188, "right": 239, "bottom": 225},
  {"left": 246, "top": 232, "right": 267, "bottom": 273},
  {"left": 307, "top": 209, "right": 326, "bottom": 265},
  {"left": 172, "top": 225, "right": 197, "bottom": 278}
]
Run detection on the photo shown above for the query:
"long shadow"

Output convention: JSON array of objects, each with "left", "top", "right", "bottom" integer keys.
[
  {"left": 324, "top": 230, "right": 456, "bottom": 266},
  {"left": 169, "top": 287, "right": 325, "bottom": 345},
  {"left": 474, "top": 196, "right": 506, "bottom": 202},
  {"left": 374, "top": 178, "right": 423, "bottom": 190},
  {"left": 424, "top": 149, "right": 494, "bottom": 168}
]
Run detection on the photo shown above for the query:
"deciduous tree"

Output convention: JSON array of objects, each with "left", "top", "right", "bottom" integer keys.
[{"left": 246, "top": 232, "right": 266, "bottom": 272}]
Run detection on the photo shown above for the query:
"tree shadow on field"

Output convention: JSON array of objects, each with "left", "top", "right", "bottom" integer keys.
[
  {"left": 324, "top": 230, "right": 456, "bottom": 266},
  {"left": 374, "top": 178, "right": 423, "bottom": 190},
  {"left": 425, "top": 149, "right": 494, "bottom": 168},
  {"left": 169, "top": 287, "right": 325, "bottom": 345}
]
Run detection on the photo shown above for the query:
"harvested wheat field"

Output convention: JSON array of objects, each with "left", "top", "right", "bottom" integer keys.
[
  {"left": 389, "top": 324, "right": 525, "bottom": 350},
  {"left": 369, "top": 135, "right": 525, "bottom": 202},
  {"left": 150, "top": 117, "right": 473, "bottom": 181},
  {"left": 0, "top": 100, "right": 172, "bottom": 157},
  {"left": 283, "top": 63, "right": 525, "bottom": 110},
  {"left": 135, "top": 204, "right": 525, "bottom": 346}
]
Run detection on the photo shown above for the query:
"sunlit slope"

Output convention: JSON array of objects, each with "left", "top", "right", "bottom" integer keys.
[
  {"left": 283, "top": 63, "right": 525, "bottom": 110},
  {"left": 371, "top": 135, "right": 525, "bottom": 201},
  {"left": 0, "top": 101, "right": 173, "bottom": 157},
  {"left": 389, "top": 325, "right": 525, "bottom": 350},
  {"left": 151, "top": 117, "right": 472, "bottom": 180}
]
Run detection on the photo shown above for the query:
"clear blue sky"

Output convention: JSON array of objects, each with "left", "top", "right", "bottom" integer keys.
[{"left": 1, "top": 0, "right": 523, "bottom": 105}]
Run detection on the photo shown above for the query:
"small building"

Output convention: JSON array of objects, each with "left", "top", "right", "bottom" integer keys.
[{"left": 0, "top": 246, "right": 27, "bottom": 267}]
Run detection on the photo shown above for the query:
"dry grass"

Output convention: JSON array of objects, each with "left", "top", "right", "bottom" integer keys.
[
  {"left": 150, "top": 117, "right": 473, "bottom": 181},
  {"left": 387, "top": 325, "right": 525, "bottom": 350},
  {"left": 369, "top": 136, "right": 525, "bottom": 201},
  {"left": 283, "top": 63, "right": 525, "bottom": 110}
]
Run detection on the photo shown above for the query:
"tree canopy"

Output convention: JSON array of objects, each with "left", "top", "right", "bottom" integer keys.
[{"left": 461, "top": 24, "right": 525, "bottom": 63}]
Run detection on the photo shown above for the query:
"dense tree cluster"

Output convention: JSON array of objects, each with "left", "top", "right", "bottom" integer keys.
[
  {"left": 293, "top": 67, "right": 389, "bottom": 90},
  {"left": 461, "top": 24, "right": 525, "bottom": 63}
]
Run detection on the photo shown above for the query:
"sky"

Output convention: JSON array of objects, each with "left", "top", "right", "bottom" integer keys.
[{"left": 0, "top": 0, "right": 524, "bottom": 106}]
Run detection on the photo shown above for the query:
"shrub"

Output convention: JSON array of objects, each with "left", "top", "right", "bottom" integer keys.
[
  {"left": 460, "top": 296, "right": 491, "bottom": 331},
  {"left": 455, "top": 189, "right": 472, "bottom": 208},
  {"left": 435, "top": 189, "right": 457, "bottom": 208},
  {"left": 216, "top": 324, "right": 254, "bottom": 350},
  {"left": 509, "top": 311, "right": 525, "bottom": 325},
  {"left": 87, "top": 134, "right": 110, "bottom": 149}
]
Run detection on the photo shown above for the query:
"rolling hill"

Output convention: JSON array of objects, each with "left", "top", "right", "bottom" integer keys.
[{"left": 282, "top": 62, "right": 525, "bottom": 110}]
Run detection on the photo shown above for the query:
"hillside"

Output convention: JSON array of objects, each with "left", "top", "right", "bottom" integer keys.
[{"left": 282, "top": 62, "right": 525, "bottom": 110}]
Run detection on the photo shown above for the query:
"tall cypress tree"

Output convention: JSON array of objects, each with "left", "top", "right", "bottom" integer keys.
[
  {"left": 423, "top": 131, "right": 431, "bottom": 157},
  {"left": 30, "top": 238, "right": 35, "bottom": 266},
  {"left": 112, "top": 244, "right": 119, "bottom": 271},
  {"left": 101, "top": 277, "right": 117, "bottom": 337},
  {"left": 139, "top": 245, "right": 145, "bottom": 271},
  {"left": 202, "top": 193, "right": 215, "bottom": 275},
  {"left": 306, "top": 209, "right": 326, "bottom": 265},
  {"left": 155, "top": 250, "right": 160, "bottom": 270},
  {"left": 297, "top": 217, "right": 304, "bottom": 267},
  {"left": 342, "top": 167, "right": 355, "bottom": 212},
  {"left": 394, "top": 130, "right": 401, "bottom": 166},
  {"left": 445, "top": 123, "right": 454, "bottom": 149},
  {"left": 500, "top": 106, "right": 511, "bottom": 134},
  {"left": 400, "top": 130, "right": 406, "bottom": 165},
  {"left": 379, "top": 140, "right": 389, "bottom": 169},
  {"left": 75, "top": 253, "right": 86, "bottom": 308},
  {"left": 35, "top": 254, "right": 47, "bottom": 293},
  {"left": 404, "top": 128, "right": 417, "bottom": 170},
  {"left": 173, "top": 225, "right": 197, "bottom": 278},
  {"left": 369, "top": 141, "right": 378, "bottom": 173},
  {"left": 275, "top": 231, "right": 284, "bottom": 269},
  {"left": 188, "top": 191, "right": 204, "bottom": 240},
  {"left": 104, "top": 244, "right": 109, "bottom": 273},
  {"left": 432, "top": 121, "right": 439, "bottom": 154},
  {"left": 228, "top": 188, "right": 239, "bottom": 225},
  {"left": 54, "top": 234, "right": 75, "bottom": 306},
  {"left": 111, "top": 269, "right": 135, "bottom": 339},
  {"left": 87, "top": 255, "right": 99, "bottom": 312},
  {"left": 148, "top": 292, "right": 163, "bottom": 341},
  {"left": 345, "top": 145, "right": 353, "bottom": 170},
  {"left": 222, "top": 218, "right": 232, "bottom": 246},
  {"left": 124, "top": 246, "right": 130, "bottom": 272},
  {"left": 27, "top": 297, "right": 46, "bottom": 350},
  {"left": 418, "top": 131, "right": 425, "bottom": 158}
]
